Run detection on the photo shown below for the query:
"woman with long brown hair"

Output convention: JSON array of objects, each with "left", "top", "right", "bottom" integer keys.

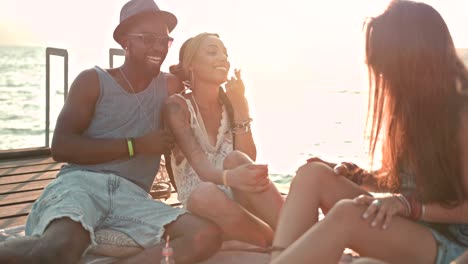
[
  {"left": 164, "top": 33, "right": 284, "bottom": 248},
  {"left": 270, "top": 1, "right": 468, "bottom": 263}
]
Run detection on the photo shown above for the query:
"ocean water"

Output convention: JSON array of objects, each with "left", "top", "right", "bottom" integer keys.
[
  {"left": 0, "top": 46, "right": 47, "bottom": 149},
  {"left": 0, "top": 46, "right": 67, "bottom": 150}
]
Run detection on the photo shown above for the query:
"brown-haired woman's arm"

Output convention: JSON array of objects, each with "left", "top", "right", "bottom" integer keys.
[{"left": 419, "top": 108, "right": 468, "bottom": 224}]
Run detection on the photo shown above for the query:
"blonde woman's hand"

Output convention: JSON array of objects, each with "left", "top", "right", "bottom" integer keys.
[
  {"left": 353, "top": 194, "right": 407, "bottom": 230},
  {"left": 226, "top": 164, "right": 271, "bottom": 193},
  {"left": 225, "top": 69, "right": 249, "bottom": 114}
]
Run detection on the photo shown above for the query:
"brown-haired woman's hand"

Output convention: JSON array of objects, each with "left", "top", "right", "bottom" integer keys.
[
  {"left": 306, "top": 157, "right": 337, "bottom": 169},
  {"left": 226, "top": 163, "right": 271, "bottom": 193},
  {"left": 353, "top": 194, "right": 408, "bottom": 230}
]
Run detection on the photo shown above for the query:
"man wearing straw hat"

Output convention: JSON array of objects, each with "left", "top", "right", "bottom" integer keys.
[{"left": 0, "top": 0, "right": 222, "bottom": 263}]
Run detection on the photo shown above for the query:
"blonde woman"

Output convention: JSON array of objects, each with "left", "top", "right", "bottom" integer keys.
[{"left": 164, "top": 33, "right": 283, "bottom": 248}]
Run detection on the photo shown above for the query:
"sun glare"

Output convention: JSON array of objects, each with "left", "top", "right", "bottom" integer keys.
[{"left": 1, "top": 0, "right": 467, "bottom": 174}]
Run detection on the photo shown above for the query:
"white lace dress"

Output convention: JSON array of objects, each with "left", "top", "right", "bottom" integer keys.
[{"left": 170, "top": 94, "right": 234, "bottom": 208}]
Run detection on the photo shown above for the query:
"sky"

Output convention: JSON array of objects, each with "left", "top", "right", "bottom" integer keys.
[{"left": 1, "top": 0, "right": 468, "bottom": 173}]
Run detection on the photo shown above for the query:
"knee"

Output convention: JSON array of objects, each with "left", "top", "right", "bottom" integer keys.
[
  {"left": 326, "top": 199, "right": 363, "bottom": 225},
  {"left": 223, "top": 150, "right": 252, "bottom": 169},
  {"left": 291, "top": 162, "right": 335, "bottom": 190},
  {"left": 33, "top": 218, "right": 90, "bottom": 264},
  {"left": 352, "top": 257, "right": 389, "bottom": 264},
  {"left": 32, "top": 236, "right": 84, "bottom": 264},
  {"left": 190, "top": 220, "right": 222, "bottom": 261},
  {"left": 187, "top": 182, "right": 228, "bottom": 213}
]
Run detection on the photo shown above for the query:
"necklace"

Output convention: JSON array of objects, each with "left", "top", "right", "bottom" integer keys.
[{"left": 119, "top": 67, "right": 155, "bottom": 130}]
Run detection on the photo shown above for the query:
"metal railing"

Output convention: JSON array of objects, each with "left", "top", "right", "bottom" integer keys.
[
  {"left": 45, "top": 47, "right": 68, "bottom": 147},
  {"left": 109, "top": 48, "right": 125, "bottom": 68},
  {"left": 2, "top": 47, "right": 125, "bottom": 159}
]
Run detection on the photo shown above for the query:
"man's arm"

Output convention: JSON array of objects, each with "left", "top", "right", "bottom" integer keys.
[
  {"left": 166, "top": 74, "right": 184, "bottom": 96},
  {"left": 51, "top": 69, "right": 129, "bottom": 164}
]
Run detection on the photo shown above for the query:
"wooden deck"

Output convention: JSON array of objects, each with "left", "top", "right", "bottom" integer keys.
[{"left": 0, "top": 154, "right": 182, "bottom": 229}]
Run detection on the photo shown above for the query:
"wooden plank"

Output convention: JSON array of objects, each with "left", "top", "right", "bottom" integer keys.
[
  {"left": 0, "top": 202, "right": 32, "bottom": 219},
  {"left": 0, "top": 171, "right": 57, "bottom": 185},
  {"left": 0, "top": 179, "right": 53, "bottom": 195},
  {"left": 0, "top": 215, "right": 28, "bottom": 229},
  {"left": 0, "top": 190, "right": 44, "bottom": 207},
  {"left": 0, "top": 156, "right": 56, "bottom": 169},
  {"left": 0, "top": 163, "right": 62, "bottom": 177},
  {"left": 0, "top": 147, "right": 51, "bottom": 161}
]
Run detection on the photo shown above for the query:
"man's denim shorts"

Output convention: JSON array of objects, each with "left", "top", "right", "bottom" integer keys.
[{"left": 25, "top": 170, "right": 186, "bottom": 249}]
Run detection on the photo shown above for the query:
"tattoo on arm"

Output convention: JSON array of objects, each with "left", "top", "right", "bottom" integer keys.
[{"left": 164, "top": 99, "right": 212, "bottom": 169}]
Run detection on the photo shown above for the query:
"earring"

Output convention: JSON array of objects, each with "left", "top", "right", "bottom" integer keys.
[{"left": 190, "top": 70, "right": 195, "bottom": 90}]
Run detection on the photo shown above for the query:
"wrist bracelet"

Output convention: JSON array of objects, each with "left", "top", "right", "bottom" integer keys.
[
  {"left": 405, "top": 194, "right": 423, "bottom": 220},
  {"left": 232, "top": 124, "right": 251, "bottom": 134},
  {"left": 394, "top": 193, "right": 411, "bottom": 217},
  {"left": 222, "top": 170, "right": 229, "bottom": 186},
  {"left": 126, "top": 138, "right": 135, "bottom": 157},
  {"left": 421, "top": 204, "right": 426, "bottom": 220},
  {"left": 233, "top": 118, "right": 253, "bottom": 129}
]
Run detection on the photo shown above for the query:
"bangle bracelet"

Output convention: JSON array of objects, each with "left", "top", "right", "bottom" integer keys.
[
  {"left": 233, "top": 118, "right": 253, "bottom": 129},
  {"left": 231, "top": 125, "right": 251, "bottom": 134},
  {"left": 421, "top": 204, "right": 426, "bottom": 220},
  {"left": 126, "top": 138, "right": 134, "bottom": 157},
  {"left": 222, "top": 170, "right": 229, "bottom": 186},
  {"left": 394, "top": 193, "right": 411, "bottom": 217},
  {"left": 405, "top": 194, "right": 423, "bottom": 220}
]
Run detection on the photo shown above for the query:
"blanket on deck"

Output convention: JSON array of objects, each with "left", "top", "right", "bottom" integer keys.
[{"left": 0, "top": 225, "right": 357, "bottom": 264}]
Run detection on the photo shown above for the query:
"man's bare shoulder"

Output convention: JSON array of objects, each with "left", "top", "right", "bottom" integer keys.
[
  {"left": 67, "top": 68, "right": 100, "bottom": 102},
  {"left": 76, "top": 68, "right": 99, "bottom": 82}
]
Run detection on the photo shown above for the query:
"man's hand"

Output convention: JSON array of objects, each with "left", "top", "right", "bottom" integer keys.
[{"left": 135, "top": 130, "right": 175, "bottom": 156}]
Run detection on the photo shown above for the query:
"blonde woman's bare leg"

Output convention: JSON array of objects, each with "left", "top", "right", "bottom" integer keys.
[
  {"left": 223, "top": 151, "right": 284, "bottom": 230},
  {"left": 187, "top": 182, "right": 273, "bottom": 247},
  {"left": 270, "top": 200, "right": 437, "bottom": 264},
  {"left": 352, "top": 257, "right": 390, "bottom": 264},
  {"left": 272, "top": 162, "right": 368, "bottom": 258}
]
